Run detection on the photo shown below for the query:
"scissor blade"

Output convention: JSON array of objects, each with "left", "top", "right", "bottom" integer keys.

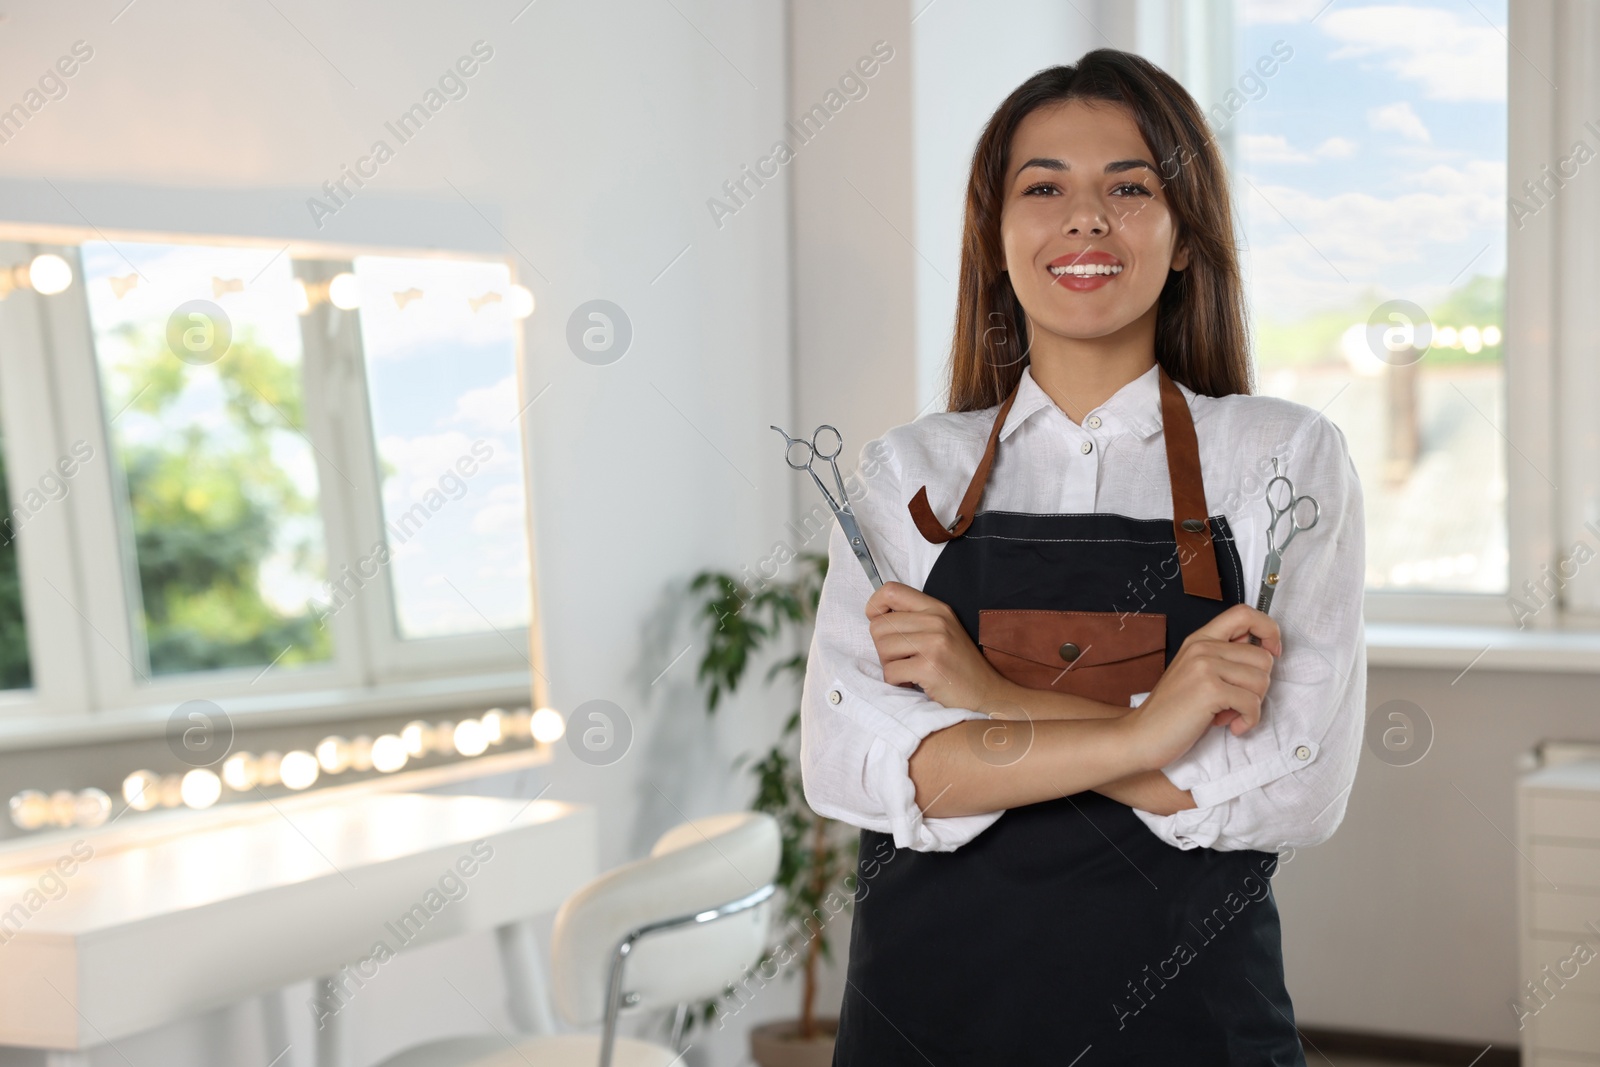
[{"left": 835, "top": 510, "right": 884, "bottom": 589}]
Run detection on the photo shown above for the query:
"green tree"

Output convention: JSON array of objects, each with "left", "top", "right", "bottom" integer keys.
[{"left": 105, "top": 322, "right": 331, "bottom": 675}]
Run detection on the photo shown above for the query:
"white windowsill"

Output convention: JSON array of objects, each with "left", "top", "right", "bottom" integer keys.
[
  {"left": 0, "top": 669, "right": 534, "bottom": 753},
  {"left": 1366, "top": 622, "right": 1600, "bottom": 673}
]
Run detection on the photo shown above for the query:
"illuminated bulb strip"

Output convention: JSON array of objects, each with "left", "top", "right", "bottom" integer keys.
[{"left": 10, "top": 703, "right": 551, "bottom": 832}]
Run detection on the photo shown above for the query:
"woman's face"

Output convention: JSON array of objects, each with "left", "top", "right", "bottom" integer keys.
[{"left": 999, "top": 98, "right": 1188, "bottom": 346}]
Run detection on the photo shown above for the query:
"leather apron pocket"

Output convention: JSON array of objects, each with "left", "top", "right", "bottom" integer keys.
[{"left": 978, "top": 608, "right": 1166, "bottom": 706}]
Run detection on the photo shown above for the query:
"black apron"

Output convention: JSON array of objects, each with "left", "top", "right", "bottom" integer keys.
[{"left": 833, "top": 364, "right": 1305, "bottom": 1066}]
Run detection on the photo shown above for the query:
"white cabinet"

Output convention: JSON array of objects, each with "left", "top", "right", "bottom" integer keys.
[{"left": 1516, "top": 761, "right": 1600, "bottom": 1064}]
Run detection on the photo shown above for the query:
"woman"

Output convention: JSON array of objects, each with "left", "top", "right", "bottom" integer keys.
[{"left": 799, "top": 50, "right": 1366, "bottom": 1065}]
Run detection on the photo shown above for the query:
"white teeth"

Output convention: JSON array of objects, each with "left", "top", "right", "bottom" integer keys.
[{"left": 1050, "top": 264, "right": 1122, "bottom": 276}]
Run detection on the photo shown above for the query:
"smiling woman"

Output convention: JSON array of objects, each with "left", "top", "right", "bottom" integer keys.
[{"left": 807, "top": 47, "right": 1364, "bottom": 1066}]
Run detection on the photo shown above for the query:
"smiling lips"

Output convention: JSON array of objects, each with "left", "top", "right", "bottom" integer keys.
[{"left": 1048, "top": 250, "right": 1123, "bottom": 291}]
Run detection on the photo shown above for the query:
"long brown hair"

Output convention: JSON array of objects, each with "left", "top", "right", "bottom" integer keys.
[{"left": 946, "top": 49, "right": 1254, "bottom": 411}]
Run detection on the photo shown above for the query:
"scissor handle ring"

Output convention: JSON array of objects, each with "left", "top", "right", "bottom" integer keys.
[
  {"left": 811, "top": 424, "right": 844, "bottom": 461},
  {"left": 771, "top": 425, "right": 818, "bottom": 471},
  {"left": 1291, "top": 494, "right": 1321, "bottom": 532}
]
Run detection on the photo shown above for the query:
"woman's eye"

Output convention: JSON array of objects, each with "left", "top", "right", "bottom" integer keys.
[{"left": 1020, "top": 181, "right": 1153, "bottom": 197}]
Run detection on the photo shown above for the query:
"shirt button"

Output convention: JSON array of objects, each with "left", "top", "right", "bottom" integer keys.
[
  {"left": 1294, "top": 744, "right": 1311, "bottom": 761},
  {"left": 1080, "top": 440, "right": 1093, "bottom": 455},
  {"left": 1086, "top": 415, "right": 1102, "bottom": 429},
  {"left": 828, "top": 689, "right": 842, "bottom": 705}
]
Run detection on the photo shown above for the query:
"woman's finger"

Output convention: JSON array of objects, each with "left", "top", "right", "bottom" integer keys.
[
  {"left": 1195, "top": 603, "right": 1281, "bottom": 656},
  {"left": 865, "top": 580, "right": 952, "bottom": 620}
]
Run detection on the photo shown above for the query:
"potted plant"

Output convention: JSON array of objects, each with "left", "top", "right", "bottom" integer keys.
[{"left": 682, "top": 550, "right": 857, "bottom": 1067}]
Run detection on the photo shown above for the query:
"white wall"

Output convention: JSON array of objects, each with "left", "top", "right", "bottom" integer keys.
[{"left": 0, "top": 0, "right": 802, "bottom": 1064}]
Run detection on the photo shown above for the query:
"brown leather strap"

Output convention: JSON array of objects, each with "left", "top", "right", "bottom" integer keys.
[
  {"left": 906, "top": 362, "right": 1224, "bottom": 601},
  {"left": 1158, "top": 363, "right": 1222, "bottom": 600},
  {"left": 907, "top": 376, "right": 1022, "bottom": 543}
]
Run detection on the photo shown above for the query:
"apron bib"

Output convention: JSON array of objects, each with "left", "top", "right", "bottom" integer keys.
[{"left": 832, "top": 365, "right": 1305, "bottom": 1066}]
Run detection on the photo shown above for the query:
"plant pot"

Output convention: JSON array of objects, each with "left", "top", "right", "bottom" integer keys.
[{"left": 750, "top": 1017, "right": 839, "bottom": 1067}]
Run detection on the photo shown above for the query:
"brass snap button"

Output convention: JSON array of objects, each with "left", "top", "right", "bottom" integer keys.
[
  {"left": 1058, "top": 642, "right": 1081, "bottom": 663},
  {"left": 1180, "top": 518, "right": 1206, "bottom": 532}
]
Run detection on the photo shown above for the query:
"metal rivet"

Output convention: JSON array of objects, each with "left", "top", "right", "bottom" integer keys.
[
  {"left": 1080, "top": 440, "right": 1093, "bottom": 455},
  {"left": 1294, "top": 745, "right": 1311, "bottom": 761},
  {"left": 828, "top": 690, "right": 842, "bottom": 705},
  {"left": 1058, "top": 642, "right": 1081, "bottom": 663},
  {"left": 1181, "top": 518, "right": 1206, "bottom": 532}
]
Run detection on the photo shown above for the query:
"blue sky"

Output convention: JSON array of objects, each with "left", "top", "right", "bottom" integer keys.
[{"left": 1232, "top": 0, "right": 1508, "bottom": 321}]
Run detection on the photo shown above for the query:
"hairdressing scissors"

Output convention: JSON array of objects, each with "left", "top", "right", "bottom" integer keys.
[
  {"left": 771, "top": 423, "right": 883, "bottom": 589},
  {"left": 1247, "top": 457, "right": 1319, "bottom": 646}
]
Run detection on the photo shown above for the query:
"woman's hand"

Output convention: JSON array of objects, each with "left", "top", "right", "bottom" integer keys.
[
  {"left": 864, "top": 581, "right": 1011, "bottom": 711},
  {"left": 1121, "top": 603, "right": 1282, "bottom": 772}
]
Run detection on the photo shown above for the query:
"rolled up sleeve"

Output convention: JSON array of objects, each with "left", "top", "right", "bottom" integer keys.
[
  {"left": 1131, "top": 413, "right": 1367, "bottom": 852},
  {"left": 799, "top": 437, "right": 999, "bottom": 853}
]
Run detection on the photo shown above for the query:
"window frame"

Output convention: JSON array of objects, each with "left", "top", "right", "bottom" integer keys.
[{"left": 0, "top": 228, "right": 546, "bottom": 740}]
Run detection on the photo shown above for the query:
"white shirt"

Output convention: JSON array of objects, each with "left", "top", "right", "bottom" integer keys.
[{"left": 798, "top": 361, "right": 1366, "bottom": 854}]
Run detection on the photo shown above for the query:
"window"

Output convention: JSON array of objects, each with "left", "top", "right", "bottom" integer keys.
[
  {"left": 1232, "top": 0, "right": 1508, "bottom": 598},
  {"left": 0, "top": 410, "right": 32, "bottom": 692},
  {"left": 349, "top": 255, "right": 531, "bottom": 641},
  {"left": 80, "top": 240, "right": 333, "bottom": 676}
]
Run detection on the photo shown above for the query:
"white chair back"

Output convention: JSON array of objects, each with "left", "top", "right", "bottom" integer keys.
[{"left": 549, "top": 811, "right": 780, "bottom": 1028}]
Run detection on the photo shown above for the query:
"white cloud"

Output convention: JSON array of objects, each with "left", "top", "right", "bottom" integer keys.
[
  {"left": 1320, "top": 6, "right": 1507, "bottom": 102},
  {"left": 1315, "top": 136, "right": 1359, "bottom": 158},
  {"left": 1242, "top": 134, "right": 1360, "bottom": 165},
  {"left": 469, "top": 483, "right": 527, "bottom": 536},
  {"left": 1241, "top": 159, "right": 1505, "bottom": 319},
  {"left": 450, "top": 373, "right": 518, "bottom": 429},
  {"left": 1243, "top": 134, "right": 1313, "bottom": 164},
  {"left": 1369, "top": 101, "right": 1431, "bottom": 143}
]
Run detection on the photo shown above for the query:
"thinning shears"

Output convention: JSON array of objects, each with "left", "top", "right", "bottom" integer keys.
[
  {"left": 771, "top": 423, "right": 883, "bottom": 589},
  {"left": 1247, "top": 457, "right": 1319, "bottom": 646}
]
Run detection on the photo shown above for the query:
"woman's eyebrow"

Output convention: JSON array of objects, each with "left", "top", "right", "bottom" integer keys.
[{"left": 1014, "top": 157, "right": 1157, "bottom": 179}]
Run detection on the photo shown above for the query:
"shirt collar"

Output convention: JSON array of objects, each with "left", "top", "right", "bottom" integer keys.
[{"left": 998, "top": 361, "right": 1174, "bottom": 442}]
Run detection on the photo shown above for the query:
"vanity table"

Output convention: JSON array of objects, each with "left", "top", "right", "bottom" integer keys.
[{"left": 0, "top": 752, "right": 596, "bottom": 1067}]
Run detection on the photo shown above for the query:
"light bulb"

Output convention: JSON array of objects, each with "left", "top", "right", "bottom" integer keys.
[
  {"left": 531, "top": 707, "right": 566, "bottom": 744},
  {"left": 453, "top": 719, "right": 488, "bottom": 757},
  {"left": 481, "top": 708, "right": 505, "bottom": 744},
  {"left": 402, "top": 720, "right": 430, "bottom": 757},
  {"left": 349, "top": 735, "right": 374, "bottom": 772},
  {"left": 74, "top": 788, "right": 111, "bottom": 828},
  {"left": 222, "top": 752, "right": 259, "bottom": 791},
  {"left": 9, "top": 790, "right": 49, "bottom": 830},
  {"left": 180, "top": 768, "right": 222, "bottom": 809},
  {"left": 293, "top": 277, "right": 311, "bottom": 315},
  {"left": 506, "top": 708, "right": 532, "bottom": 740},
  {"left": 507, "top": 284, "right": 535, "bottom": 319},
  {"left": 432, "top": 720, "right": 455, "bottom": 755},
  {"left": 371, "top": 734, "right": 408, "bottom": 773},
  {"left": 123, "top": 770, "right": 160, "bottom": 811},
  {"left": 279, "top": 750, "right": 319, "bottom": 790},
  {"left": 328, "top": 272, "right": 360, "bottom": 310},
  {"left": 316, "top": 736, "right": 351, "bottom": 774},
  {"left": 27, "top": 254, "right": 73, "bottom": 295}
]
